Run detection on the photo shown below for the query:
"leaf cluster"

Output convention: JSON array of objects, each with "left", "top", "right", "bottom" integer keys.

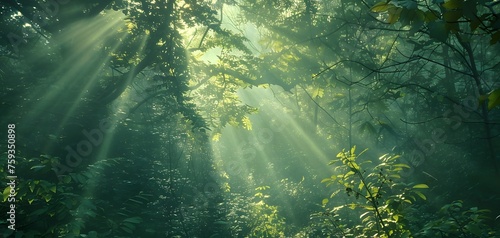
[{"left": 320, "top": 146, "right": 428, "bottom": 237}]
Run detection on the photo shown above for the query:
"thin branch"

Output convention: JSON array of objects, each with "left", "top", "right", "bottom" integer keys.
[{"left": 299, "top": 84, "right": 347, "bottom": 130}]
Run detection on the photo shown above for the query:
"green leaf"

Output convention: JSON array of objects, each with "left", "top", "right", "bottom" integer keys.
[
  {"left": 3, "top": 187, "right": 10, "bottom": 202},
  {"left": 30, "top": 165, "right": 46, "bottom": 172},
  {"left": 398, "top": 0, "right": 418, "bottom": 9},
  {"left": 414, "top": 190, "right": 427, "bottom": 200},
  {"left": 322, "top": 198, "right": 329, "bottom": 206},
  {"left": 424, "top": 10, "right": 439, "bottom": 22},
  {"left": 345, "top": 171, "right": 355, "bottom": 177},
  {"left": 388, "top": 7, "right": 403, "bottom": 24},
  {"left": 29, "top": 182, "right": 36, "bottom": 193},
  {"left": 413, "top": 184, "right": 429, "bottom": 189},
  {"left": 428, "top": 21, "right": 449, "bottom": 42},
  {"left": 62, "top": 175, "right": 72, "bottom": 183},
  {"left": 371, "top": 1, "right": 392, "bottom": 12},
  {"left": 443, "top": 10, "right": 463, "bottom": 22},
  {"left": 214, "top": 220, "right": 229, "bottom": 226},
  {"left": 121, "top": 222, "right": 135, "bottom": 230},
  {"left": 358, "top": 182, "right": 365, "bottom": 191},
  {"left": 44, "top": 194, "right": 52, "bottom": 202},
  {"left": 312, "top": 87, "right": 324, "bottom": 98},
  {"left": 389, "top": 174, "right": 401, "bottom": 179},
  {"left": 242, "top": 116, "right": 252, "bottom": 130},
  {"left": 123, "top": 217, "right": 143, "bottom": 224},
  {"left": 487, "top": 88, "right": 500, "bottom": 110},
  {"left": 360, "top": 211, "right": 371, "bottom": 219},
  {"left": 128, "top": 199, "right": 143, "bottom": 205},
  {"left": 393, "top": 163, "right": 411, "bottom": 168}
]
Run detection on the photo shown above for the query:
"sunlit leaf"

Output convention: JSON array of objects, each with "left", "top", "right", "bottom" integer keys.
[
  {"left": 389, "top": 174, "right": 401, "bottom": 179},
  {"left": 371, "top": 1, "right": 392, "bottom": 12},
  {"left": 2, "top": 187, "right": 10, "bottom": 202},
  {"left": 321, "top": 178, "right": 331, "bottom": 183},
  {"left": 345, "top": 171, "right": 355, "bottom": 177},
  {"left": 388, "top": 7, "right": 403, "bottom": 24},
  {"left": 358, "top": 181, "right": 365, "bottom": 191},
  {"left": 413, "top": 184, "right": 429, "bottom": 189},
  {"left": 322, "top": 198, "right": 329, "bottom": 206},
  {"left": 414, "top": 190, "right": 427, "bottom": 200},
  {"left": 360, "top": 211, "right": 371, "bottom": 219},
  {"left": 31, "top": 165, "right": 46, "bottom": 172},
  {"left": 487, "top": 88, "right": 500, "bottom": 110},
  {"left": 312, "top": 87, "right": 324, "bottom": 98},
  {"left": 212, "top": 132, "right": 222, "bottom": 141},
  {"left": 393, "top": 163, "right": 410, "bottom": 169},
  {"left": 29, "top": 182, "right": 35, "bottom": 193},
  {"left": 242, "top": 116, "right": 252, "bottom": 130}
]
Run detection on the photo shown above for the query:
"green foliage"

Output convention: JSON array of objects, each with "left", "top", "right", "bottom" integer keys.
[
  {"left": 319, "top": 147, "right": 427, "bottom": 237},
  {"left": 248, "top": 186, "right": 286, "bottom": 238},
  {"left": 416, "top": 200, "right": 496, "bottom": 237},
  {"left": 371, "top": 0, "right": 500, "bottom": 44},
  {"left": 485, "top": 88, "right": 500, "bottom": 111}
]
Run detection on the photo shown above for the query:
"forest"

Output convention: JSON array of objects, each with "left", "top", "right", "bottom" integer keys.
[{"left": 1, "top": 0, "right": 500, "bottom": 237}]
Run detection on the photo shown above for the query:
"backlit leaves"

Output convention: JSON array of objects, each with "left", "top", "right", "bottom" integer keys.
[
  {"left": 321, "top": 148, "right": 428, "bottom": 237},
  {"left": 242, "top": 116, "right": 253, "bottom": 130},
  {"left": 371, "top": 1, "right": 393, "bottom": 12},
  {"left": 371, "top": 0, "right": 500, "bottom": 44},
  {"left": 486, "top": 88, "right": 500, "bottom": 110},
  {"left": 412, "top": 184, "right": 429, "bottom": 189},
  {"left": 312, "top": 87, "right": 325, "bottom": 98}
]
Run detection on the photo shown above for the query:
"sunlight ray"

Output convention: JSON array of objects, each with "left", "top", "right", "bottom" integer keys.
[{"left": 33, "top": 15, "right": 131, "bottom": 153}]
